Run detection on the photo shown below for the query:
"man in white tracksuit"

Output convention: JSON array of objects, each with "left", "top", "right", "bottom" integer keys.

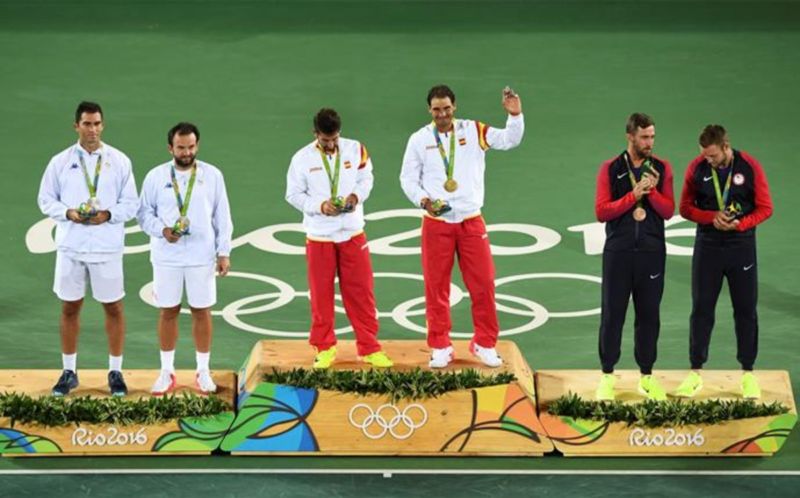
[
  {"left": 38, "top": 101, "right": 138, "bottom": 397},
  {"left": 138, "top": 122, "right": 232, "bottom": 395}
]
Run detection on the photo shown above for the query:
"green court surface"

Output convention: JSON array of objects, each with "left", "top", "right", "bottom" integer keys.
[{"left": 1, "top": 0, "right": 799, "bottom": 495}]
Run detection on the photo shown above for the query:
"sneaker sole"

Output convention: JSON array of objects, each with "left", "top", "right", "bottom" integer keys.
[
  {"left": 638, "top": 386, "right": 667, "bottom": 401},
  {"left": 674, "top": 384, "right": 703, "bottom": 398},
  {"left": 151, "top": 381, "right": 177, "bottom": 397}
]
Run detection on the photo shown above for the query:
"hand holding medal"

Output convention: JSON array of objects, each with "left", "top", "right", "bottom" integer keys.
[
  {"left": 329, "top": 195, "right": 355, "bottom": 214},
  {"left": 78, "top": 197, "right": 100, "bottom": 220},
  {"left": 422, "top": 198, "right": 451, "bottom": 217}
]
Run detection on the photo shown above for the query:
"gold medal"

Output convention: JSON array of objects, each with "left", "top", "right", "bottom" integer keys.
[
  {"left": 633, "top": 207, "right": 647, "bottom": 222},
  {"left": 444, "top": 178, "right": 458, "bottom": 192}
]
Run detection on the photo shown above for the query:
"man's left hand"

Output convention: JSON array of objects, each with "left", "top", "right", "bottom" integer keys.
[
  {"left": 217, "top": 256, "right": 231, "bottom": 277},
  {"left": 87, "top": 210, "right": 111, "bottom": 225},
  {"left": 502, "top": 90, "right": 522, "bottom": 116}
]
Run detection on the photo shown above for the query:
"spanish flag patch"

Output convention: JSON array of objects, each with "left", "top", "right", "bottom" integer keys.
[
  {"left": 344, "top": 160, "right": 352, "bottom": 169},
  {"left": 458, "top": 137, "right": 467, "bottom": 146}
]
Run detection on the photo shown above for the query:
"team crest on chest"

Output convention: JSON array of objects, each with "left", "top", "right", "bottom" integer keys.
[{"left": 733, "top": 173, "right": 745, "bottom": 186}]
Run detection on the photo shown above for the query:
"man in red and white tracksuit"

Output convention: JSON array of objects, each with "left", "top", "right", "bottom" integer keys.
[
  {"left": 286, "top": 108, "right": 393, "bottom": 370},
  {"left": 400, "top": 85, "right": 524, "bottom": 368}
]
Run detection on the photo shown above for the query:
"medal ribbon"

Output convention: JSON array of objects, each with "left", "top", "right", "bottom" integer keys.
[
  {"left": 432, "top": 120, "right": 456, "bottom": 183},
  {"left": 318, "top": 145, "right": 341, "bottom": 198},
  {"left": 78, "top": 152, "right": 102, "bottom": 198},
  {"left": 170, "top": 164, "right": 197, "bottom": 217},
  {"left": 711, "top": 166, "right": 733, "bottom": 211}
]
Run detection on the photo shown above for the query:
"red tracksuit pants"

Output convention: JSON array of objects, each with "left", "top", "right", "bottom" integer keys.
[
  {"left": 306, "top": 232, "right": 381, "bottom": 356},
  {"left": 421, "top": 216, "right": 499, "bottom": 349}
]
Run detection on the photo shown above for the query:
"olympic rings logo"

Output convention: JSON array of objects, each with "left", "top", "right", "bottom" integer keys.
[
  {"left": 348, "top": 403, "right": 428, "bottom": 440},
  {"left": 137, "top": 271, "right": 602, "bottom": 338}
]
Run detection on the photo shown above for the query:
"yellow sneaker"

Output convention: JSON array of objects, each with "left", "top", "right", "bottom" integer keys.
[
  {"left": 638, "top": 375, "right": 667, "bottom": 401},
  {"left": 741, "top": 371, "right": 761, "bottom": 399},
  {"left": 595, "top": 373, "right": 616, "bottom": 401},
  {"left": 313, "top": 347, "right": 337, "bottom": 370},
  {"left": 674, "top": 371, "right": 703, "bottom": 398},
  {"left": 362, "top": 351, "right": 394, "bottom": 368}
]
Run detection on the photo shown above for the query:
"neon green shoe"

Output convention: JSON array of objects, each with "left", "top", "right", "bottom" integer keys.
[
  {"left": 741, "top": 372, "right": 761, "bottom": 399},
  {"left": 595, "top": 373, "right": 616, "bottom": 401},
  {"left": 638, "top": 375, "right": 667, "bottom": 401},
  {"left": 362, "top": 351, "right": 394, "bottom": 368},
  {"left": 313, "top": 347, "right": 337, "bottom": 370},
  {"left": 674, "top": 371, "right": 703, "bottom": 398}
]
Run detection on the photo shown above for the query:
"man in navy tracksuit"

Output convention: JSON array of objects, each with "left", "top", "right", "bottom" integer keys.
[
  {"left": 676, "top": 125, "right": 773, "bottom": 399},
  {"left": 594, "top": 113, "right": 675, "bottom": 401}
]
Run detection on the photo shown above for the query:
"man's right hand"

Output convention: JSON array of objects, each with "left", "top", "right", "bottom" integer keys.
[
  {"left": 713, "top": 211, "right": 740, "bottom": 231},
  {"left": 66, "top": 209, "right": 84, "bottom": 223},
  {"left": 321, "top": 200, "right": 340, "bottom": 216},
  {"left": 632, "top": 178, "right": 653, "bottom": 201},
  {"left": 420, "top": 198, "right": 440, "bottom": 217},
  {"left": 162, "top": 226, "right": 182, "bottom": 243}
]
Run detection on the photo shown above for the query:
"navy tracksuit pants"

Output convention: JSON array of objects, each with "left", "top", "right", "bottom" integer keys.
[
  {"left": 689, "top": 237, "right": 759, "bottom": 370},
  {"left": 599, "top": 250, "right": 666, "bottom": 374}
]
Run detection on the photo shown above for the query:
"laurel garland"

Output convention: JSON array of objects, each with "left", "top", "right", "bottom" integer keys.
[
  {"left": 262, "top": 367, "right": 517, "bottom": 401},
  {"left": 547, "top": 392, "right": 790, "bottom": 428},
  {"left": 0, "top": 392, "right": 230, "bottom": 427}
]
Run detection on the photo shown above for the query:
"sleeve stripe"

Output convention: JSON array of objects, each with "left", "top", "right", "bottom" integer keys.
[
  {"left": 358, "top": 144, "right": 369, "bottom": 169},
  {"left": 475, "top": 121, "right": 490, "bottom": 150}
]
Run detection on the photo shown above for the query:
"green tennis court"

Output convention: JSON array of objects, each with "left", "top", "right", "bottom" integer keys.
[{"left": 1, "top": 0, "right": 799, "bottom": 495}]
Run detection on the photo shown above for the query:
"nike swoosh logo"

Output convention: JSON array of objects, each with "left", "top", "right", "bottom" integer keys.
[
  {"left": 743, "top": 264, "right": 755, "bottom": 271},
  {"left": 703, "top": 176, "right": 713, "bottom": 182},
  {"left": 617, "top": 172, "right": 628, "bottom": 179},
  {"left": 649, "top": 273, "right": 661, "bottom": 279}
]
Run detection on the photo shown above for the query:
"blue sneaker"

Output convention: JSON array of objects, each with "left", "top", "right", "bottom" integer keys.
[
  {"left": 52, "top": 369, "right": 79, "bottom": 397},
  {"left": 108, "top": 370, "right": 128, "bottom": 397}
]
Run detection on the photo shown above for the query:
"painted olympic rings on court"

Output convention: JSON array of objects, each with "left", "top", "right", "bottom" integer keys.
[
  {"left": 138, "top": 271, "right": 601, "bottom": 338},
  {"left": 347, "top": 403, "right": 428, "bottom": 440}
]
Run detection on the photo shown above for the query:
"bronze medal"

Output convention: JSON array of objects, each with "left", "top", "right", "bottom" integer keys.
[
  {"left": 444, "top": 178, "right": 458, "bottom": 192},
  {"left": 633, "top": 207, "right": 647, "bottom": 222}
]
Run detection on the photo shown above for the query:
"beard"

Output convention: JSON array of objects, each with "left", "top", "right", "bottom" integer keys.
[
  {"left": 174, "top": 154, "right": 196, "bottom": 168},
  {"left": 634, "top": 145, "right": 652, "bottom": 159}
]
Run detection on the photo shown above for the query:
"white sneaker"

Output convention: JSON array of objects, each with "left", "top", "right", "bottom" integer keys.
[
  {"left": 151, "top": 370, "right": 176, "bottom": 396},
  {"left": 429, "top": 346, "right": 454, "bottom": 368},
  {"left": 470, "top": 341, "right": 503, "bottom": 368},
  {"left": 196, "top": 369, "right": 217, "bottom": 394}
]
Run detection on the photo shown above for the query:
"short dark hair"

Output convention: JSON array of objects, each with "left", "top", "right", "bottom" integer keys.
[
  {"left": 313, "top": 108, "right": 341, "bottom": 135},
  {"left": 699, "top": 124, "right": 728, "bottom": 148},
  {"left": 625, "top": 113, "right": 654, "bottom": 134},
  {"left": 75, "top": 101, "right": 103, "bottom": 123},
  {"left": 168, "top": 122, "right": 200, "bottom": 145},
  {"left": 427, "top": 85, "right": 456, "bottom": 106}
]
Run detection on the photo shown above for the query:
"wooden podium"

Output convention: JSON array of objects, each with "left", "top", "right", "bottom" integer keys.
[
  {"left": 0, "top": 370, "right": 236, "bottom": 456},
  {"left": 536, "top": 370, "right": 797, "bottom": 456},
  {"left": 223, "top": 340, "right": 554, "bottom": 455}
]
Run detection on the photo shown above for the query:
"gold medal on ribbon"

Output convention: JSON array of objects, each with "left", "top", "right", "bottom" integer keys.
[
  {"left": 444, "top": 178, "right": 458, "bottom": 192},
  {"left": 633, "top": 207, "right": 647, "bottom": 222}
]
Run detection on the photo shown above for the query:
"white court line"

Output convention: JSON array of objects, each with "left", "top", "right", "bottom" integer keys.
[{"left": 0, "top": 469, "right": 799, "bottom": 476}]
